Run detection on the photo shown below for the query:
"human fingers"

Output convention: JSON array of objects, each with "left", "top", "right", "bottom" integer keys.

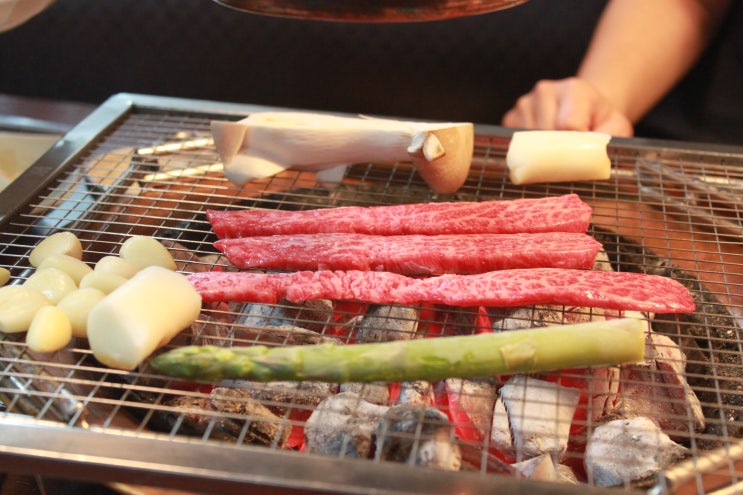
[
  {"left": 554, "top": 78, "right": 633, "bottom": 137},
  {"left": 502, "top": 80, "right": 561, "bottom": 129},
  {"left": 502, "top": 95, "right": 537, "bottom": 128},
  {"left": 554, "top": 78, "right": 599, "bottom": 131}
]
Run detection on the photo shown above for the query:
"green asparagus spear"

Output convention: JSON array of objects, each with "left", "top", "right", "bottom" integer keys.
[{"left": 150, "top": 318, "right": 646, "bottom": 382}]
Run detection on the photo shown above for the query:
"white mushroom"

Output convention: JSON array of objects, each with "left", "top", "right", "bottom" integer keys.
[{"left": 211, "top": 112, "right": 474, "bottom": 194}]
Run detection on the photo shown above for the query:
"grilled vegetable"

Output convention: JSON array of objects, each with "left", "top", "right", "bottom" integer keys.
[
  {"left": 28, "top": 231, "right": 83, "bottom": 267},
  {"left": 87, "top": 266, "right": 202, "bottom": 370},
  {"left": 119, "top": 235, "right": 177, "bottom": 271},
  {"left": 23, "top": 267, "right": 77, "bottom": 304},
  {"left": 211, "top": 112, "right": 474, "bottom": 194},
  {"left": 37, "top": 253, "right": 92, "bottom": 285},
  {"left": 0, "top": 285, "right": 51, "bottom": 334},
  {"left": 151, "top": 318, "right": 646, "bottom": 382},
  {"left": 79, "top": 271, "right": 128, "bottom": 295},
  {"left": 26, "top": 306, "right": 72, "bottom": 353},
  {"left": 0, "top": 267, "right": 9, "bottom": 286},
  {"left": 56, "top": 287, "right": 106, "bottom": 338},
  {"left": 506, "top": 130, "right": 611, "bottom": 185},
  {"left": 94, "top": 255, "right": 140, "bottom": 279}
]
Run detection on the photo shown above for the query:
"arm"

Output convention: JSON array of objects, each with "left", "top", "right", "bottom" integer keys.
[{"left": 502, "top": 0, "right": 731, "bottom": 135}]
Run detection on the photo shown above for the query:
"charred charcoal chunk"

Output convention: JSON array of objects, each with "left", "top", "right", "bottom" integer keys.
[
  {"left": 305, "top": 392, "right": 388, "bottom": 459},
  {"left": 160, "top": 390, "right": 290, "bottom": 448},
  {"left": 340, "top": 382, "right": 390, "bottom": 405},
  {"left": 374, "top": 403, "right": 461, "bottom": 471},
  {"left": 585, "top": 416, "right": 689, "bottom": 487},
  {"left": 209, "top": 387, "right": 291, "bottom": 447},
  {"left": 226, "top": 380, "right": 339, "bottom": 416},
  {"left": 491, "top": 376, "right": 580, "bottom": 461},
  {"left": 356, "top": 305, "right": 420, "bottom": 343},
  {"left": 396, "top": 380, "right": 435, "bottom": 405}
]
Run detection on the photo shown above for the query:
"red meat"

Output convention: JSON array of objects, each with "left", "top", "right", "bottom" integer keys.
[
  {"left": 187, "top": 268, "right": 695, "bottom": 314},
  {"left": 206, "top": 194, "right": 592, "bottom": 238},
  {"left": 214, "top": 232, "right": 603, "bottom": 274}
]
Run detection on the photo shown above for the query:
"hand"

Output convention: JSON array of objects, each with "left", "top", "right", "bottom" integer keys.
[{"left": 502, "top": 77, "right": 634, "bottom": 137}]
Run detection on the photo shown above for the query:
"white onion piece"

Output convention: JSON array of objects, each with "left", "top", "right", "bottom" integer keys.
[
  {"left": 87, "top": 266, "right": 202, "bottom": 370},
  {"left": 506, "top": 130, "right": 611, "bottom": 185}
]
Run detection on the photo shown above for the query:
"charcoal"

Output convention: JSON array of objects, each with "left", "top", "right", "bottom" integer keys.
[
  {"left": 585, "top": 416, "right": 689, "bottom": 487},
  {"left": 226, "top": 380, "right": 339, "bottom": 416},
  {"left": 162, "top": 391, "right": 290, "bottom": 448},
  {"left": 612, "top": 333, "right": 705, "bottom": 438},
  {"left": 493, "top": 376, "right": 581, "bottom": 461},
  {"left": 373, "top": 403, "right": 461, "bottom": 471},
  {"left": 209, "top": 387, "right": 291, "bottom": 447},
  {"left": 356, "top": 304, "right": 420, "bottom": 342},
  {"left": 340, "top": 382, "right": 390, "bottom": 405},
  {"left": 396, "top": 380, "right": 435, "bottom": 405},
  {"left": 232, "top": 324, "right": 343, "bottom": 347},
  {"left": 512, "top": 454, "right": 579, "bottom": 483},
  {"left": 281, "top": 299, "right": 336, "bottom": 333},
  {"left": 305, "top": 392, "right": 388, "bottom": 458}
]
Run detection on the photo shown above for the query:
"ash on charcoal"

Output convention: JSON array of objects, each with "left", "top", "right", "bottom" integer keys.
[
  {"left": 233, "top": 324, "right": 343, "bottom": 347},
  {"left": 240, "top": 302, "right": 295, "bottom": 328},
  {"left": 440, "top": 377, "right": 498, "bottom": 443},
  {"left": 584, "top": 416, "right": 688, "bottom": 487},
  {"left": 226, "top": 380, "right": 339, "bottom": 416},
  {"left": 340, "top": 382, "right": 391, "bottom": 405},
  {"left": 396, "top": 380, "right": 435, "bottom": 406},
  {"left": 492, "top": 375, "right": 581, "bottom": 461},
  {"left": 373, "top": 403, "right": 462, "bottom": 471},
  {"left": 282, "top": 299, "right": 337, "bottom": 333},
  {"left": 595, "top": 227, "right": 743, "bottom": 446},
  {"left": 612, "top": 332, "right": 705, "bottom": 438},
  {"left": 355, "top": 305, "right": 420, "bottom": 343},
  {"left": 305, "top": 392, "right": 389, "bottom": 458},
  {"left": 512, "top": 454, "right": 579, "bottom": 484}
]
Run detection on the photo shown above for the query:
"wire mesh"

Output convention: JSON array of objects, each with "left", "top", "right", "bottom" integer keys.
[{"left": 1, "top": 99, "right": 742, "bottom": 495}]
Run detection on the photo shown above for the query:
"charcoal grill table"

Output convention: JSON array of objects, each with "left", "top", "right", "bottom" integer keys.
[{"left": 0, "top": 94, "right": 741, "bottom": 495}]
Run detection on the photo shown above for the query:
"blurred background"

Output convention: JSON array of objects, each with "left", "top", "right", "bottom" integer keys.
[{"left": 0, "top": 0, "right": 607, "bottom": 125}]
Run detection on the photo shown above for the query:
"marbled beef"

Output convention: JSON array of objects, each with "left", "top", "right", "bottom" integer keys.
[
  {"left": 187, "top": 268, "right": 695, "bottom": 314},
  {"left": 214, "top": 232, "right": 603, "bottom": 274},
  {"left": 206, "top": 194, "right": 592, "bottom": 239}
]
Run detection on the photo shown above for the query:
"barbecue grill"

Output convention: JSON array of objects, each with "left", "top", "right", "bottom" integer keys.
[{"left": 1, "top": 93, "right": 742, "bottom": 495}]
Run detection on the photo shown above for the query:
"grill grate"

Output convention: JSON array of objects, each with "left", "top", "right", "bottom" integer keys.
[{"left": 0, "top": 94, "right": 741, "bottom": 495}]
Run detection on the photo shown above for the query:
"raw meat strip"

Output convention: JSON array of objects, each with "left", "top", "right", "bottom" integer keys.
[
  {"left": 187, "top": 268, "right": 695, "bottom": 314},
  {"left": 206, "top": 194, "right": 592, "bottom": 239},
  {"left": 214, "top": 232, "right": 603, "bottom": 274}
]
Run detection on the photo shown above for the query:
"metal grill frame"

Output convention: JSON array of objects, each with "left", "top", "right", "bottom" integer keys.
[{"left": 1, "top": 93, "right": 742, "bottom": 495}]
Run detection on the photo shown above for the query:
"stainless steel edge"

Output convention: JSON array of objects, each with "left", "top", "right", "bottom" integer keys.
[
  {"left": 0, "top": 419, "right": 636, "bottom": 495},
  {"left": 0, "top": 93, "right": 283, "bottom": 226},
  {"left": 0, "top": 95, "right": 129, "bottom": 225}
]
